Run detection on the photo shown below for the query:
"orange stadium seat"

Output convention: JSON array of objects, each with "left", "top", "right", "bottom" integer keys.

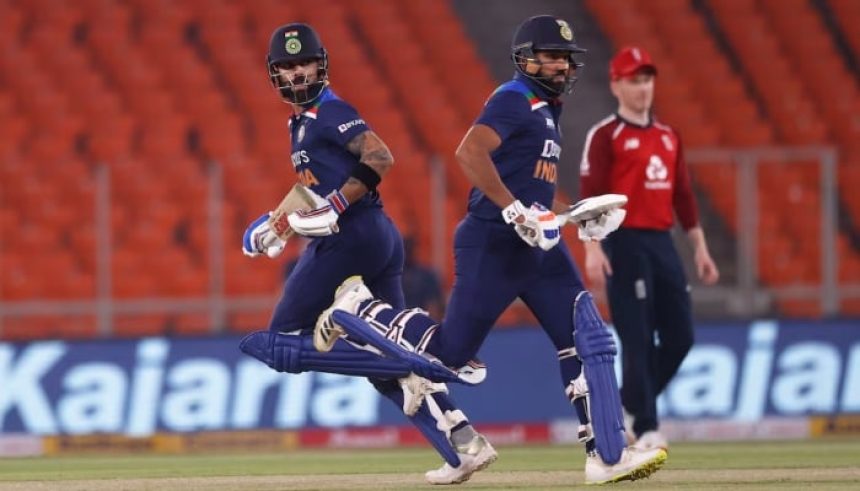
[{"left": 13, "top": 0, "right": 854, "bottom": 340}]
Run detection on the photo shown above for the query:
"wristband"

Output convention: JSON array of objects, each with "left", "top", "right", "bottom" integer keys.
[
  {"left": 326, "top": 190, "right": 349, "bottom": 214},
  {"left": 351, "top": 162, "right": 382, "bottom": 190}
]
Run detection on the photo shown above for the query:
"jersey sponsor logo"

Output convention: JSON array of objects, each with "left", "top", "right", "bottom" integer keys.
[
  {"left": 297, "top": 124, "right": 306, "bottom": 143},
  {"left": 291, "top": 150, "right": 310, "bottom": 168},
  {"left": 623, "top": 137, "right": 640, "bottom": 150},
  {"left": 533, "top": 140, "right": 561, "bottom": 184},
  {"left": 545, "top": 118, "right": 555, "bottom": 128},
  {"left": 337, "top": 119, "right": 366, "bottom": 134},
  {"left": 540, "top": 140, "right": 562, "bottom": 160},
  {"left": 645, "top": 154, "right": 672, "bottom": 189}
]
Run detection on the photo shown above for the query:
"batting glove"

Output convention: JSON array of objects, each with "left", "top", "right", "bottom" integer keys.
[
  {"left": 502, "top": 200, "right": 560, "bottom": 250},
  {"left": 562, "top": 194, "right": 628, "bottom": 242},
  {"left": 528, "top": 203, "right": 561, "bottom": 251},
  {"left": 502, "top": 199, "right": 538, "bottom": 247},
  {"left": 242, "top": 213, "right": 286, "bottom": 258},
  {"left": 287, "top": 190, "right": 346, "bottom": 237}
]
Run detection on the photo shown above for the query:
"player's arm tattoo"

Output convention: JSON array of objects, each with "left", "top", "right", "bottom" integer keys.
[{"left": 346, "top": 131, "right": 394, "bottom": 178}]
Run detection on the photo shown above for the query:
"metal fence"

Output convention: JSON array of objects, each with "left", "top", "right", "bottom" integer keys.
[
  {"left": 1, "top": 147, "right": 857, "bottom": 337},
  {"left": 685, "top": 146, "right": 859, "bottom": 318}
]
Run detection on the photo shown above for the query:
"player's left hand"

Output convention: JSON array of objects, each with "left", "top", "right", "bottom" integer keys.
[
  {"left": 288, "top": 205, "right": 340, "bottom": 237},
  {"left": 695, "top": 248, "right": 720, "bottom": 285},
  {"left": 577, "top": 208, "right": 626, "bottom": 242},
  {"left": 562, "top": 194, "right": 628, "bottom": 242},
  {"left": 288, "top": 189, "right": 348, "bottom": 237}
]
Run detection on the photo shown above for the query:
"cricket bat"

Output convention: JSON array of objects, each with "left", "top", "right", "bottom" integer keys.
[{"left": 267, "top": 184, "right": 321, "bottom": 241}]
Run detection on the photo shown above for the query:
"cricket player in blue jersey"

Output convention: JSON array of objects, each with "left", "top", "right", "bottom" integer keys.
[
  {"left": 238, "top": 23, "right": 497, "bottom": 485},
  {"left": 313, "top": 16, "right": 667, "bottom": 484}
]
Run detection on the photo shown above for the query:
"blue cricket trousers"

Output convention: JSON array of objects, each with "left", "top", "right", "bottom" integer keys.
[
  {"left": 269, "top": 205, "right": 405, "bottom": 334},
  {"left": 427, "top": 215, "right": 587, "bottom": 368}
]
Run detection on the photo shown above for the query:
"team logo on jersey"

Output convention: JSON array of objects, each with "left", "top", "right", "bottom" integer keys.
[
  {"left": 285, "top": 32, "right": 302, "bottom": 55},
  {"left": 623, "top": 137, "right": 640, "bottom": 150},
  {"left": 297, "top": 124, "right": 306, "bottom": 142},
  {"left": 557, "top": 20, "right": 574, "bottom": 41},
  {"left": 661, "top": 134, "right": 675, "bottom": 151},
  {"left": 645, "top": 154, "right": 671, "bottom": 189},
  {"left": 291, "top": 150, "right": 310, "bottom": 168}
]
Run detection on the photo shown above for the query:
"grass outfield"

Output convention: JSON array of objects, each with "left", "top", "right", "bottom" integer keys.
[{"left": 0, "top": 439, "right": 858, "bottom": 490}]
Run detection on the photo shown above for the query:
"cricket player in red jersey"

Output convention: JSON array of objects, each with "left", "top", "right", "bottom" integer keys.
[{"left": 579, "top": 46, "right": 720, "bottom": 451}]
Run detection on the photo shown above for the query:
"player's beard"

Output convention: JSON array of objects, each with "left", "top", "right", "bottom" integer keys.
[
  {"left": 288, "top": 74, "right": 313, "bottom": 104},
  {"left": 542, "top": 70, "right": 573, "bottom": 96}
]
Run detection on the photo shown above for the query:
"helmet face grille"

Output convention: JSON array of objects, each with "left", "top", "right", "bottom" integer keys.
[{"left": 267, "top": 23, "right": 330, "bottom": 104}]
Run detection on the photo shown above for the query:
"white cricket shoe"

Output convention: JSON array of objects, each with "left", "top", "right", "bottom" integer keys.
[
  {"left": 313, "top": 275, "right": 373, "bottom": 352},
  {"left": 632, "top": 430, "right": 668, "bottom": 452},
  {"left": 584, "top": 446, "right": 667, "bottom": 485},
  {"left": 425, "top": 434, "right": 498, "bottom": 485},
  {"left": 399, "top": 373, "right": 447, "bottom": 416}
]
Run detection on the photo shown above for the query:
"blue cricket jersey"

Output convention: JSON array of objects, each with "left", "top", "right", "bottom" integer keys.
[
  {"left": 289, "top": 86, "right": 381, "bottom": 210},
  {"left": 468, "top": 73, "right": 563, "bottom": 221}
]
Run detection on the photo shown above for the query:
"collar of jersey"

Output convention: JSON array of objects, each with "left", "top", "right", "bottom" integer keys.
[
  {"left": 614, "top": 112, "right": 653, "bottom": 129},
  {"left": 297, "top": 87, "right": 336, "bottom": 120},
  {"left": 492, "top": 75, "right": 552, "bottom": 111},
  {"left": 513, "top": 73, "right": 560, "bottom": 105}
]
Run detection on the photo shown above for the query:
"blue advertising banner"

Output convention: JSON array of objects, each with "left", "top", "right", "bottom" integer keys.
[{"left": 1, "top": 319, "right": 858, "bottom": 436}]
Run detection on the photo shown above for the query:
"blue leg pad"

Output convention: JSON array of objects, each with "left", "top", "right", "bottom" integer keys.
[
  {"left": 573, "top": 292, "right": 626, "bottom": 465},
  {"left": 332, "top": 310, "right": 475, "bottom": 385},
  {"left": 239, "top": 330, "right": 412, "bottom": 379}
]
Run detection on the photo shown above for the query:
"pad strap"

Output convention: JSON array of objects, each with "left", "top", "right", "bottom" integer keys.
[{"left": 332, "top": 310, "right": 476, "bottom": 385}]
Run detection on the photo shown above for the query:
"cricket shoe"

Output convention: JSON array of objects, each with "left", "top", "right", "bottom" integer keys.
[
  {"left": 584, "top": 446, "right": 667, "bottom": 485},
  {"left": 313, "top": 275, "right": 373, "bottom": 352},
  {"left": 632, "top": 431, "right": 668, "bottom": 452},
  {"left": 425, "top": 434, "right": 498, "bottom": 485},
  {"left": 399, "top": 373, "right": 447, "bottom": 416}
]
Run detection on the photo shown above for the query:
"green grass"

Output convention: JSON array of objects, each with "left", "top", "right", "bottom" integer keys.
[{"left": 0, "top": 439, "right": 858, "bottom": 490}]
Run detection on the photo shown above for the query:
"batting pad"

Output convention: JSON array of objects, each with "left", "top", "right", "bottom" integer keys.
[
  {"left": 572, "top": 292, "right": 626, "bottom": 465},
  {"left": 331, "top": 310, "right": 477, "bottom": 385},
  {"left": 239, "top": 330, "right": 414, "bottom": 379}
]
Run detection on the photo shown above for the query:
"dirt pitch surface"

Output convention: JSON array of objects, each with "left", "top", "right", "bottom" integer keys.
[{"left": 1, "top": 440, "right": 858, "bottom": 490}]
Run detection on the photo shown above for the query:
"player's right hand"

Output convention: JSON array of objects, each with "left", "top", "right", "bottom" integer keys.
[
  {"left": 501, "top": 200, "right": 560, "bottom": 250},
  {"left": 242, "top": 213, "right": 286, "bottom": 259},
  {"left": 502, "top": 199, "right": 539, "bottom": 247}
]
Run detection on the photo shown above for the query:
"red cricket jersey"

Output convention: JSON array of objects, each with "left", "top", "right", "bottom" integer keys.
[{"left": 579, "top": 114, "right": 699, "bottom": 231}]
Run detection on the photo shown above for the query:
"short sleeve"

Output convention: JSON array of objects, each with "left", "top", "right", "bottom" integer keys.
[
  {"left": 475, "top": 90, "right": 528, "bottom": 142},
  {"left": 321, "top": 100, "right": 371, "bottom": 147}
]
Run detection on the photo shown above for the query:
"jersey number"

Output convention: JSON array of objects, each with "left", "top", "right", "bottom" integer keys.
[{"left": 297, "top": 168, "right": 320, "bottom": 187}]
